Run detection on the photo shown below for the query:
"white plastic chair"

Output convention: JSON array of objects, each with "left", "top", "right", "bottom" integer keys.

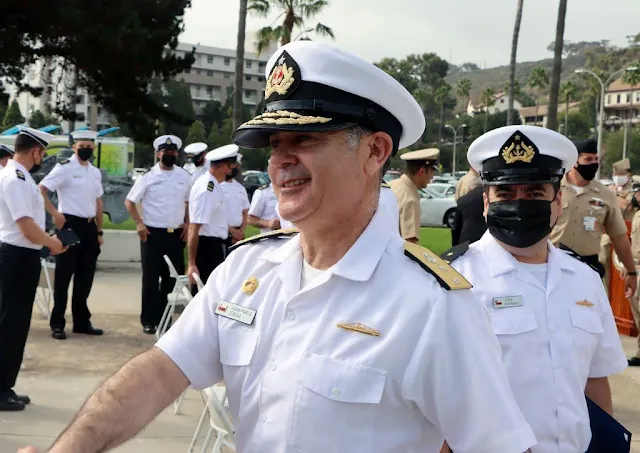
[
  {"left": 35, "top": 258, "right": 55, "bottom": 320},
  {"left": 157, "top": 255, "right": 193, "bottom": 340},
  {"left": 188, "top": 385, "right": 236, "bottom": 453}
]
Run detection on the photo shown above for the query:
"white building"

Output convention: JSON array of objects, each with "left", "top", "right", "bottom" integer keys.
[
  {"left": 466, "top": 91, "right": 523, "bottom": 116},
  {"left": 603, "top": 78, "right": 640, "bottom": 130}
]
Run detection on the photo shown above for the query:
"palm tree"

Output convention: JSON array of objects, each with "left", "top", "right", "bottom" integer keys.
[
  {"left": 456, "top": 78, "right": 472, "bottom": 114},
  {"left": 622, "top": 64, "right": 640, "bottom": 155},
  {"left": 507, "top": 0, "right": 524, "bottom": 126},
  {"left": 546, "top": 0, "right": 568, "bottom": 131},
  {"left": 249, "top": 0, "right": 334, "bottom": 55},
  {"left": 233, "top": 0, "right": 249, "bottom": 131},
  {"left": 435, "top": 84, "right": 452, "bottom": 143},
  {"left": 480, "top": 87, "right": 496, "bottom": 133},
  {"left": 504, "top": 79, "right": 522, "bottom": 98},
  {"left": 528, "top": 67, "right": 549, "bottom": 125},
  {"left": 560, "top": 81, "right": 578, "bottom": 135}
]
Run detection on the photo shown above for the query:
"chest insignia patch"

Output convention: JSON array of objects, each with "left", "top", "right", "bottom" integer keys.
[
  {"left": 336, "top": 322, "right": 380, "bottom": 337},
  {"left": 588, "top": 197, "right": 605, "bottom": 208},
  {"left": 576, "top": 300, "right": 594, "bottom": 307},
  {"left": 15, "top": 170, "right": 25, "bottom": 181},
  {"left": 242, "top": 276, "right": 259, "bottom": 295}
]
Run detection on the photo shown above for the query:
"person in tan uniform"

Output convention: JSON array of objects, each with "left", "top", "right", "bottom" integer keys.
[
  {"left": 454, "top": 167, "right": 481, "bottom": 200},
  {"left": 550, "top": 138, "right": 637, "bottom": 298},
  {"left": 389, "top": 148, "right": 439, "bottom": 243},
  {"left": 628, "top": 188, "right": 640, "bottom": 366}
]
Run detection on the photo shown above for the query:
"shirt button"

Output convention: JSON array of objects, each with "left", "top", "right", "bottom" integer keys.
[
  {"left": 261, "top": 414, "right": 268, "bottom": 423},
  {"left": 270, "top": 363, "right": 277, "bottom": 371},
  {"left": 331, "top": 386, "right": 340, "bottom": 396},
  {"left": 287, "top": 310, "right": 295, "bottom": 320}
]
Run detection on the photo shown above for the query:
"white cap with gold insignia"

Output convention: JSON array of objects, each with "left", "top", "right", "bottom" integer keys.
[
  {"left": 17, "top": 126, "right": 54, "bottom": 148},
  {"left": 232, "top": 41, "right": 425, "bottom": 155},
  {"left": 206, "top": 144, "right": 239, "bottom": 163},
  {"left": 467, "top": 125, "right": 578, "bottom": 186},
  {"left": 71, "top": 130, "right": 98, "bottom": 142},
  {"left": 153, "top": 135, "right": 182, "bottom": 151}
]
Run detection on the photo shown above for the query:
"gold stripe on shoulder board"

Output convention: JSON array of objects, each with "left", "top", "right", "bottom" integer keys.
[
  {"left": 229, "top": 227, "right": 299, "bottom": 252},
  {"left": 403, "top": 241, "right": 472, "bottom": 290}
]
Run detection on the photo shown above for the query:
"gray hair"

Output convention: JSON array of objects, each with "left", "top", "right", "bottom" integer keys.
[{"left": 345, "top": 125, "right": 372, "bottom": 149}]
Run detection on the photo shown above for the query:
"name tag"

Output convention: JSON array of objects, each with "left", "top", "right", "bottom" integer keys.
[
  {"left": 583, "top": 216, "right": 596, "bottom": 231},
  {"left": 493, "top": 296, "right": 523, "bottom": 309},
  {"left": 215, "top": 300, "right": 256, "bottom": 325}
]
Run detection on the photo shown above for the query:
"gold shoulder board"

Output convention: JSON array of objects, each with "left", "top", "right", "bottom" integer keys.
[
  {"left": 229, "top": 228, "right": 299, "bottom": 252},
  {"left": 404, "top": 241, "right": 472, "bottom": 290}
]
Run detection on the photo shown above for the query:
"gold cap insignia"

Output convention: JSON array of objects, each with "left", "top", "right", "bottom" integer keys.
[
  {"left": 242, "top": 276, "right": 259, "bottom": 295},
  {"left": 265, "top": 50, "right": 300, "bottom": 101},
  {"left": 166, "top": 137, "right": 172, "bottom": 145},
  {"left": 337, "top": 322, "right": 380, "bottom": 337},
  {"left": 501, "top": 130, "right": 537, "bottom": 164},
  {"left": 576, "top": 300, "right": 594, "bottom": 307}
]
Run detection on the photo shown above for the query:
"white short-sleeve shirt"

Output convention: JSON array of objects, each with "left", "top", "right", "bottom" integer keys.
[
  {"left": 190, "top": 164, "right": 208, "bottom": 188},
  {"left": 39, "top": 154, "right": 103, "bottom": 218},
  {"left": 156, "top": 209, "right": 536, "bottom": 453},
  {"left": 248, "top": 183, "right": 278, "bottom": 233},
  {"left": 450, "top": 232, "right": 628, "bottom": 453},
  {"left": 221, "top": 179, "right": 250, "bottom": 228},
  {"left": 125, "top": 163, "right": 191, "bottom": 229},
  {"left": 189, "top": 172, "right": 228, "bottom": 239},
  {"left": 0, "top": 160, "right": 45, "bottom": 249}
]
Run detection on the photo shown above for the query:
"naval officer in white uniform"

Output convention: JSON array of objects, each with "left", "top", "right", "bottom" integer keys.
[
  {"left": 183, "top": 141, "right": 208, "bottom": 185},
  {"left": 0, "top": 144, "right": 14, "bottom": 169},
  {"left": 248, "top": 181, "right": 279, "bottom": 233},
  {"left": 34, "top": 42, "right": 536, "bottom": 453},
  {"left": 443, "top": 125, "right": 628, "bottom": 453},
  {"left": 221, "top": 153, "right": 251, "bottom": 246},
  {"left": 0, "top": 127, "right": 65, "bottom": 412}
]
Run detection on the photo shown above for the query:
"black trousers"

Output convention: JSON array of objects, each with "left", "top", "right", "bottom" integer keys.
[
  {"left": 0, "top": 243, "right": 41, "bottom": 394},
  {"left": 50, "top": 215, "right": 100, "bottom": 330},
  {"left": 140, "top": 227, "right": 185, "bottom": 327},
  {"left": 191, "top": 236, "right": 227, "bottom": 294}
]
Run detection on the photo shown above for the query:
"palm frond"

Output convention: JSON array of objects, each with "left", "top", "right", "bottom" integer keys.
[
  {"left": 254, "top": 26, "right": 277, "bottom": 55},
  {"left": 300, "top": 0, "right": 330, "bottom": 18},
  {"left": 314, "top": 22, "right": 334, "bottom": 39},
  {"left": 248, "top": 0, "right": 271, "bottom": 18}
]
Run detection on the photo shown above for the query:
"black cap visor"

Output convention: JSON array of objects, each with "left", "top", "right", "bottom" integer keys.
[{"left": 481, "top": 168, "right": 565, "bottom": 186}]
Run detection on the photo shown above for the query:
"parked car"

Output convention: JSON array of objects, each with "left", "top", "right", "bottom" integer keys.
[
  {"left": 431, "top": 176, "right": 457, "bottom": 184},
  {"left": 427, "top": 182, "right": 456, "bottom": 197},
  {"left": 242, "top": 170, "right": 271, "bottom": 201},
  {"left": 383, "top": 170, "right": 402, "bottom": 183},
  {"left": 419, "top": 188, "right": 457, "bottom": 228}
]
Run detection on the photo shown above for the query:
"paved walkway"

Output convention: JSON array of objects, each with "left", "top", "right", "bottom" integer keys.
[{"left": 1, "top": 267, "right": 640, "bottom": 452}]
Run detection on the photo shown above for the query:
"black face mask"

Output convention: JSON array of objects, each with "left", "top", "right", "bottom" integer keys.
[
  {"left": 632, "top": 196, "right": 640, "bottom": 208},
  {"left": 226, "top": 167, "right": 239, "bottom": 180},
  {"left": 77, "top": 147, "right": 93, "bottom": 161},
  {"left": 30, "top": 151, "right": 42, "bottom": 174},
  {"left": 486, "top": 199, "right": 555, "bottom": 248},
  {"left": 195, "top": 156, "right": 205, "bottom": 167},
  {"left": 161, "top": 154, "right": 176, "bottom": 167},
  {"left": 575, "top": 162, "right": 599, "bottom": 181}
]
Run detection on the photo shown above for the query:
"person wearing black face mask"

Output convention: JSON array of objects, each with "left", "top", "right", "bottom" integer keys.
[
  {"left": 40, "top": 129, "right": 107, "bottom": 340},
  {"left": 439, "top": 125, "right": 630, "bottom": 453},
  {"left": 183, "top": 142, "right": 208, "bottom": 187},
  {"left": 549, "top": 138, "right": 637, "bottom": 300},
  {"left": 0, "top": 127, "right": 67, "bottom": 411},
  {"left": 124, "top": 135, "right": 192, "bottom": 334},
  {"left": 221, "top": 153, "right": 250, "bottom": 248}
]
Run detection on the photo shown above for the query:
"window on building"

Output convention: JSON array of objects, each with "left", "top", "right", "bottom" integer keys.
[
  {"left": 259, "top": 62, "right": 266, "bottom": 70},
  {"left": 258, "top": 76, "right": 265, "bottom": 83},
  {"left": 246, "top": 60, "right": 252, "bottom": 69},
  {"left": 207, "top": 70, "right": 213, "bottom": 76},
  {"left": 245, "top": 75, "right": 251, "bottom": 81},
  {"left": 224, "top": 72, "right": 230, "bottom": 79},
  {"left": 500, "top": 99, "right": 504, "bottom": 104},
  {"left": 607, "top": 95, "right": 611, "bottom": 104},
  {"left": 207, "top": 86, "right": 213, "bottom": 95},
  {"left": 196, "top": 69, "right": 202, "bottom": 75},
  {"left": 185, "top": 68, "right": 191, "bottom": 74},
  {"left": 245, "top": 90, "right": 251, "bottom": 98},
  {"left": 617, "top": 94, "right": 621, "bottom": 104},
  {"left": 636, "top": 92, "right": 640, "bottom": 103},
  {"left": 224, "top": 57, "right": 231, "bottom": 66},
  {"left": 207, "top": 55, "right": 213, "bottom": 64}
]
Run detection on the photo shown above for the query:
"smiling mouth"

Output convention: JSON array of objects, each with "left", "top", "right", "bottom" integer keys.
[{"left": 281, "top": 179, "right": 310, "bottom": 188}]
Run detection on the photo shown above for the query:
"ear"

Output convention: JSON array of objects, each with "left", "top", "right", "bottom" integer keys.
[
  {"left": 363, "top": 132, "right": 393, "bottom": 177},
  {"left": 482, "top": 190, "right": 489, "bottom": 218}
]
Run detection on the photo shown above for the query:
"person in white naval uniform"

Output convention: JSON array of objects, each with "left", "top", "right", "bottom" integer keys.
[
  {"left": 248, "top": 181, "right": 279, "bottom": 233},
  {"left": 124, "top": 135, "right": 191, "bottom": 335},
  {"left": 187, "top": 144, "right": 238, "bottom": 290},
  {"left": 40, "top": 129, "right": 105, "bottom": 340},
  {"left": 0, "top": 144, "right": 14, "bottom": 169},
  {"left": 33, "top": 42, "right": 536, "bottom": 453},
  {"left": 0, "top": 127, "right": 66, "bottom": 412},
  {"left": 183, "top": 142, "right": 208, "bottom": 185},
  {"left": 221, "top": 152, "right": 250, "bottom": 246},
  {"left": 441, "top": 125, "right": 628, "bottom": 453}
]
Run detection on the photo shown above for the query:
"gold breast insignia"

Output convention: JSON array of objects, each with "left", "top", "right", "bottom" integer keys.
[
  {"left": 576, "top": 300, "right": 594, "bottom": 307},
  {"left": 242, "top": 276, "right": 259, "bottom": 296},
  {"left": 336, "top": 322, "right": 380, "bottom": 337}
]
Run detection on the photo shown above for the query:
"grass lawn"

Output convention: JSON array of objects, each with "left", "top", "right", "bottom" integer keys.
[{"left": 103, "top": 216, "right": 452, "bottom": 254}]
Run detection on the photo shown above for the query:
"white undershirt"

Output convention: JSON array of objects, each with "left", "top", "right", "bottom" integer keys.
[
  {"left": 570, "top": 184, "right": 585, "bottom": 195},
  {"left": 301, "top": 260, "right": 328, "bottom": 289},
  {"left": 518, "top": 262, "right": 548, "bottom": 288}
]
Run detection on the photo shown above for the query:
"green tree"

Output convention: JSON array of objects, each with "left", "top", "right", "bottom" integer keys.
[
  {"left": 603, "top": 129, "right": 640, "bottom": 172},
  {"left": 28, "top": 109, "right": 47, "bottom": 128},
  {"left": 186, "top": 120, "right": 207, "bottom": 145},
  {"left": 558, "top": 111, "right": 592, "bottom": 141},
  {"left": 434, "top": 84, "right": 452, "bottom": 143},
  {"left": 560, "top": 81, "right": 579, "bottom": 135},
  {"left": 504, "top": 79, "right": 522, "bottom": 99},
  {"left": 163, "top": 80, "right": 195, "bottom": 140},
  {"left": 480, "top": 87, "right": 496, "bottom": 132},
  {"left": 470, "top": 109, "right": 521, "bottom": 138},
  {"left": 249, "top": 0, "right": 334, "bottom": 55},
  {"left": 546, "top": 0, "right": 568, "bottom": 131},
  {"left": 2, "top": 100, "right": 25, "bottom": 129},
  {"left": 200, "top": 101, "right": 225, "bottom": 134},
  {"left": 456, "top": 78, "right": 472, "bottom": 112},
  {"left": 507, "top": 0, "right": 524, "bottom": 125},
  {"left": 528, "top": 66, "right": 549, "bottom": 121},
  {"left": 208, "top": 111, "right": 234, "bottom": 148}
]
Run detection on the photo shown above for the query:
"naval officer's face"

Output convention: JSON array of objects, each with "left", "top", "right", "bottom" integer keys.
[{"left": 267, "top": 129, "right": 391, "bottom": 226}]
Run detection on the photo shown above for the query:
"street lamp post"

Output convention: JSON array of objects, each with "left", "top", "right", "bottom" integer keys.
[
  {"left": 575, "top": 66, "right": 638, "bottom": 179},
  {"left": 445, "top": 124, "right": 467, "bottom": 175}
]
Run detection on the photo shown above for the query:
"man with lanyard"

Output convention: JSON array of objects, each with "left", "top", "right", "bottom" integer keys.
[
  {"left": 31, "top": 41, "right": 537, "bottom": 453},
  {"left": 40, "top": 129, "right": 105, "bottom": 340},
  {"left": 221, "top": 152, "right": 251, "bottom": 246},
  {"left": 0, "top": 144, "right": 14, "bottom": 169},
  {"left": 0, "top": 127, "right": 66, "bottom": 411},
  {"left": 389, "top": 148, "right": 439, "bottom": 243},
  {"left": 187, "top": 144, "right": 237, "bottom": 289},
  {"left": 124, "top": 135, "right": 190, "bottom": 335},
  {"left": 442, "top": 125, "right": 628, "bottom": 453},
  {"left": 550, "top": 138, "right": 637, "bottom": 298},
  {"left": 248, "top": 180, "right": 280, "bottom": 233},
  {"left": 183, "top": 142, "right": 208, "bottom": 185}
]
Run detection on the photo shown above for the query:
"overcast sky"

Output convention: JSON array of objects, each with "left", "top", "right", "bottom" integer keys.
[{"left": 179, "top": 0, "right": 639, "bottom": 68}]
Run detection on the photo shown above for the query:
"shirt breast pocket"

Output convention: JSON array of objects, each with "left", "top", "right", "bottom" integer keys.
[
  {"left": 569, "top": 307, "right": 603, "bottom": 372},
  {"left": 219, "top": 328, "right": 258, "bottom": 418},
  {"left": 290, "top": 352, "right": 386, "bottom": 453}
]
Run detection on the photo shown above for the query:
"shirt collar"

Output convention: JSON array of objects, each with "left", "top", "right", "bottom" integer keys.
[
  {"left": 400, "top": 174, "right": 417, "bottom": 191},
  {"left": 260, "top": 207, "right": 394, "bottom": 282},
  {"left": 561, "top": 174, "right": 600, "bottom": 194},
  {"left": 7, "top": 159, "right": 32, "bottom": 182}
]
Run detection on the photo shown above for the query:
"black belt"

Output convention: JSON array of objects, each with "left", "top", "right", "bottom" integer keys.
[
  {"left": 0, "top": 242, "right": 41, "bottom": 255},
  {"left": 199, "top": 236, "right": 227, "bottom": 243},
  {"left": 64, "top": 214, "right": 96, "bottom": 223},
  {"left": 147, "top": 226, "right": 183, "bottom": 233}
]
